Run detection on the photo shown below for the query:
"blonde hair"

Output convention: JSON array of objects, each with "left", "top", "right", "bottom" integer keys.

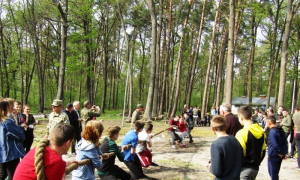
[{"left": 81, "top": 120, "right": 104, "bottom": 147}]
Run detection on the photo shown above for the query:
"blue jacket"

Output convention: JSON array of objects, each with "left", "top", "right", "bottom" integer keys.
[
  {"left": 72, "top": 138, "right": 103, "bottom": 180},
  {"left": 267, "top": 126, "right": 288, "bottom": 157},
  {"left": 0, "top": 119, "right": 25, "bottom": 163}
]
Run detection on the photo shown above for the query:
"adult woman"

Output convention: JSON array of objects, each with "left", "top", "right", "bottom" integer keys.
[
  {"left": 0, "top": 101, "right": 25, "bottom": 180},
  {"left": 72, "top": 120, "right": 104, "bottom": 180},
  {"left": 21, "top": 105, "right": 36, "bottom": 153}
]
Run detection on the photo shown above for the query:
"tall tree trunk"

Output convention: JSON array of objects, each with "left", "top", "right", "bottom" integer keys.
[
  {"left": 278, "top": 0, "right": 299, "bottom": 106},
  {"left": 159, "top": 0, "right": 173, "bottom": 115},
  {"left": 223, "top": 0, "right": 235, "bottom": 104},
  {"left": 216, "top": 27, "right": 228, "bottom": 108},
  {"left": 171, "top": 0, "right": 194, "bottom": 117},
  {"left": 201, "top": 0, "right": 220, "bottom": 118},
  {"left": 56, "top": 1, "right": 68, "bottom": 102},
  {"left": 144, "top": 0, "right": 157, "bottom": 120}
]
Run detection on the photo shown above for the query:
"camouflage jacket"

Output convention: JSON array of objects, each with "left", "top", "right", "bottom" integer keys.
[
  {"left": 46, "top": 111, "right": 69, "bottom": 135},
  {"left": 81, "top": 107, "right": 100, "bottom": 129},
  {"left": 131, "top": 109, "right": 141, "bottom": 129}
]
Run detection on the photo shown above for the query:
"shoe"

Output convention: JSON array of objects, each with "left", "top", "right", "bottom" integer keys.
[
  {"left": 171, "top": 145, "right": 177, "bottom": 149},
  {"left": 72, "top": 152, "right": 77, "bottom": 156},
  {"left": 62, "top": 153, "right": 70, "bottom": 158},
  {"left": 150, "top": 162, "right": 159, "bottom": 166},
  {"left": 189, "top": 140, "right": 194, "bottom": 143},
  {"left": 179, "top": 143, "right": 184, "bottom": 148},
  {"left": 140, "top": 174, "right": 153, "bottom": 179},
  {"left": 182, "top": 144, "right": 186, "bottom": 148}
]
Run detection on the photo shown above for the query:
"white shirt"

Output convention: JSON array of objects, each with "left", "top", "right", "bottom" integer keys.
[{"left": 136, "top": 129, "right": 150, "bottom": 153}]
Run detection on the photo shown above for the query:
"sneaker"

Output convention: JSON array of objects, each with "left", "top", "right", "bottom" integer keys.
[
  {"left": 179, "top": 143, "right": 184, "bottom": 148},
  {"left": 150, "top": 162, "right": 159, "bottom": 166},
  {"left": 62, "top": 153, "right": 70, "bottom": 158},
  {"left": 71, "top": 152, "right": 77, "bottom": 156},
  {"left": 182, "top": 144, "right": 186, "bottom": 148},
  {"left": 171, "top": 145, "right": 177, "bottom": 149}
]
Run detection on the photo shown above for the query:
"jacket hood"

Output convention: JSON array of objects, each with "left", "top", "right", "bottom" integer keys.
[
  {"left": 76, "top": 138, "right": 95, "bottom": 151},
  {"left": 271, "top": 126, "right": 285, "bottom": 134},
  {"left": 247, "top": 123, "right": 264, "bottom": 139}
]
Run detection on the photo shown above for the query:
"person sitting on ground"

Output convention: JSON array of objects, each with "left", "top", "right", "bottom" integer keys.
[
  {"left": 207, "top": 115, "right": 243, "bottom": 180},
  {"left": 21, "top": 104, "right": 36, "bottom": 154},
  {"left": 168, "top": 116, "right": 182, "bottom": 149},
  {"left": 0, "top": 101, "right": 25, "bottom": 180},
  {"left": 136, "top": 123, "right": 159, "bottom": 168},
  {"left": 72, "top": 120, "right": 105, "bottom": 180},
  {"left": 266, "top": 115, "right": 288, "bottom": 180},
  {"left": 13, "top": 123, "right": 75, "bottom": 180},
  {"left": 184, "top": 113, "right": 194, "bottom": 143},
  {"left": 236, "top": 105, "right": 266, "bottom": 179},
  {"left": 98, "top": 126, "right": 131, "bottom": 180},
  {"left": 121, "top": 121, "right": 152, "bottom": 179},
  {"left": 176, "top": 115, "right": 188, "bottom": 148}
]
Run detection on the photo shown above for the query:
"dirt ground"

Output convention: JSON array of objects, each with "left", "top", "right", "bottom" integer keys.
[{"left": 63, "top": 126, "right": 300, "bottom": 180}]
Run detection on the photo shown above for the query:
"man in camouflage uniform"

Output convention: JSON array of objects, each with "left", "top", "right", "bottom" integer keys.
[
  {"left": 45, "top": 100, "right": 69, "bottom": 137},
  {"left": 130, "top": 104, "right": 144, "bottom": 129},
  {"left": 81, "top": 100, "right": 100, "bottom": 130}
]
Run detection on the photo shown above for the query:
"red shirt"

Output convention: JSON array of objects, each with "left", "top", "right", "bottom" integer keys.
[
  {"left": 168, "top": 119, "right": 179, "bottom": 131},
  {"left": 178, "top": 121, "right": 187, "bottom": 132},
  {"left": 13, "top": 146, "right": 66, "bottom": 180}
]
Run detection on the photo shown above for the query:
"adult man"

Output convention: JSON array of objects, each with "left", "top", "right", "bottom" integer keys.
[
  {"left": 184, "top": 113, "right": 194, "bottom": 143},
  {"left": 204, "top": 113, "right": 211, "bottom": 127},
  {"left": 81, "top": 100, "right": 100, "bottom": 130},
  {"left": 220, "top": 103, "right": 242, "bottom": 136},
  {"left": 293, "top": 107, "right": 300, "bottom": 169},
  {"left": 280, "top": 109, "right": 291, "bottom": 138},
  {"left": 266, "top": 116, "right": 287, "bottom": 180},
  {"left": 236, "top": 105, "right": 266, "bottom": 179},
  {"left": 45, "top": 100, "right": 69, "bottom": 137},
  {"left": 207, "top": 115, "right": 243, "bottom": 180},
  {"left": 193, "top": 106, "right": 200, "bottom": 126},
  {"left": 121, "top": 122, "right": 151, "bottom": 179},
  {"left": 63, "top": 103, "right": 73, "bottom": 122},
  {"left": 98, "top": 126, "right": 131, "bottom": 180},
  {"left": 130, "top": 104, "right": 144, "bottom": 129},
  {"left": 136, "top": 123, "right": 158, "bottom": 168},
  {"left": 252, "top": 109, "right": 259, "bottom": 124},
  {"left": 13, "top": 123, "right": 75, "bottom": 180},
  {"left": 70, "top": 101, "right": 82, "bottom": 155},
  {"left": 275, "top": 106, "right": 284, "bottom": 125},
  {"left": 168, "top": 116, "right": 182, "bottom": 149}
]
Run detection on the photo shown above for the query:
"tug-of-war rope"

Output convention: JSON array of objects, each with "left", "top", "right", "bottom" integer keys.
[{"left": 34, "top": 128, "right": 169, "bottom": 180}]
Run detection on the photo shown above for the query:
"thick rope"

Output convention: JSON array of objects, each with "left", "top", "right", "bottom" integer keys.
[
  {"left": 35, "top": 138, "right": 49, "bottom": 180},
  {"left": 65, "top": 152, "right": 116, "bottom": 175}
]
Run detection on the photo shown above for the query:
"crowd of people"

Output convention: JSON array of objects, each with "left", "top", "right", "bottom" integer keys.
[
  {"left": 1, "top": 96, "right": 300, "bottom": 180},
  {"left": 208, "top": 103, "right": 300, "bottom": 180}
]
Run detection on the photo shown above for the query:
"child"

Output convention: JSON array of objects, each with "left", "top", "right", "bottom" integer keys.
[
  {"left": 176, "top": 115, "right": 188, "bottom": 147},
  {"left": 121, "top": 121, "right": 151, "bottom": 179},
  {"left": 236, "top": 106, "right": 266, "bottom": 179},
  {"left": 207, "top": 115, "right": 243, "bottom": 179},
  {"left": 72, "top": 120, "right": 104, "bottom": 180},
  {"left": 136, "top": 123, "right": 159, "bottom": 167},
  {"left": 98, "top": 125, "right": 131, "bottom": 180},
  {"left": 168, "top": 116, "right": 182, "bottom": 149}
]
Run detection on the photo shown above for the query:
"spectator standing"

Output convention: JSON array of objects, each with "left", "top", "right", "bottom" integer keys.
[
  {"left": 0, "top": 101, "right": 25, "bottom": 180},
  {"left": 81, "top": 101, "right": 100, "bottom": 130},
  {"left": 21, "top": 105, "right": 36, "bottom": 153},
  {"left": 236, "top": 105, "right": 266, "bottom": 179},
  {"left": 293, "top": 107, "right": 300, "bottom": 169},
  {"left": 220, "top": 103, "right": 242, "bottom": 136},
  {"left": 280, "top": 109, "right": 291, "bottom": 139},
  {"left": 70, "top": 101, "right": 82, "bottom": 155},
  {"left": 204, "top": 113, "right": 211, "bottom": 127},
  {"left": 184, "top": 113, "right": 194, "bottom": 143},
  {"left": 130, "top": 104, "right": 144, "bottom": 129},
  {"left": 266, "top": 116, "right": 288, "bottom": 180},
  {"left": 207, "top": 115, "right": 243, "bottom": 180}
]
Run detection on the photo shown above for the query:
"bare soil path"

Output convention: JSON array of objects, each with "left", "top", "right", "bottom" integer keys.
[{"left": 63, "top": 127, "right": 300, "bottom": 180}]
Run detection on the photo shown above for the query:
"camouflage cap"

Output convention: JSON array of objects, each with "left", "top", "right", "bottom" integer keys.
[
  {"left": 51, "top": 99, "right": 63, "bottom": 107},
  {"left": 137, "top": 104, "right": 143, "bottom": 108}
]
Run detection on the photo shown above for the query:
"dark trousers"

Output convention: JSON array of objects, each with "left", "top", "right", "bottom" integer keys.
[
  {"left": 23, "top": 129, "right": 34, "bottom": 153},
  {"left": 99, "top": 165, "right": 131, "bottom": 180},
  {"left": 72, "top": 127, "right": 82, "bottom": 153},
  {"left": 187, "top": 127, "right": 193, "bottom": 142},
  {"left": 0, "top": 158, "right": 20, "bottom": 180},
  {"left": 290, "top": 139, "right": 296, "bottom": 157},
  {"left": 268, "top": 156, "right": 282, "bottom": 180},
  {"left": 124, "top": 155, "right": 143, "bottom": 179},
  {"left": 295, "top": 133, "right": 300, "bottom": 168}
]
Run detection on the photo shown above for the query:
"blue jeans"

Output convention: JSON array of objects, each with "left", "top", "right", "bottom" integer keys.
[{"left": 295, "top": 133, "right": 300, "bottom": 168}]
